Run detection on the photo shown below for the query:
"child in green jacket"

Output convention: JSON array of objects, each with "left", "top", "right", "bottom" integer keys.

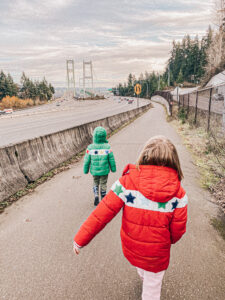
[{"left": 83, "top": 126, "right": 116, "bottom": 206}]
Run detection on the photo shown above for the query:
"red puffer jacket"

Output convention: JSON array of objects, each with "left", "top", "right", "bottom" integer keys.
[{"left": 74, "top": 164, "right": 188, "bottom": 273}]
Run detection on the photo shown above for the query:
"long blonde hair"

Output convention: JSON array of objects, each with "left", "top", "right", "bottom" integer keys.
[{"left": 137, "top": 136, "right": 183, "bottom": 181}]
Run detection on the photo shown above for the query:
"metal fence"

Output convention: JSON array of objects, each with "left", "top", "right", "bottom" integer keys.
[{"left": 174, "top": 84, "right": 225, "bottom": 135}]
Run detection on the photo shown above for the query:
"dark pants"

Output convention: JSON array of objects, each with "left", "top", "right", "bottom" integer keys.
[{"left": 93, "top": 175, "right": 108, "bottom": 199}]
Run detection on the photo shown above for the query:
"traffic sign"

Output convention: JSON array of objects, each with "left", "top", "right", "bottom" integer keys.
[{"left": 134, "top": 84, "right": 141, "bottom": 95}]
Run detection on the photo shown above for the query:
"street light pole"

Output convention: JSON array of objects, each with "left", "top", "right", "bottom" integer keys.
[{"left": 142, "top": 80, "right": 149, "bottom": 98}]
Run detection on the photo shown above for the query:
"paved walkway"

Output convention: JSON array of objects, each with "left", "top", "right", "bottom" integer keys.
[{"left": 0, "top": 103, "right": 224, "bottom": 299}]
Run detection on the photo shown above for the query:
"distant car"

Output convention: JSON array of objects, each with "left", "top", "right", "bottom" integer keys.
[
  {"left": 212, "top": 93, "right": 224, "bottom": 101},
  {"left": 128, "top": 99, "right": 134, "bottom": 104},
  {"left": 56, "top": 103, "right": 60, "bottom": 106},
  {"left": 3, "top": 108, "right": 13, "bottom": 114},
  {"left": 0, "top": 110, "right": 6, "bottom": 115}
]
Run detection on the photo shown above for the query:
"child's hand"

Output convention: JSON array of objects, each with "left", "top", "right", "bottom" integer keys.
[{"left": 73, "top": 244, "right": 80, "bottom": 255}]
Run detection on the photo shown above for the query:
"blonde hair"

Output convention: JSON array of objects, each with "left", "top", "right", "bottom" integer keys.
[{"left": 137, "top": 135, "right": 183, "bottom": 181}]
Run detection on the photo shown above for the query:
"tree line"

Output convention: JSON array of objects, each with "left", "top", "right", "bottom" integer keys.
[
  {"left": 112, "top": 72, "right": 159, "bottom": 98},
  {"left": 164, "top": 27, "right": 212, "bottom": 85},
  {"left": 0, "top": 71, "right": 55, "bottom": 101},
  {"left": 113, "top": 26, "right": 217, "bottom": 97}
]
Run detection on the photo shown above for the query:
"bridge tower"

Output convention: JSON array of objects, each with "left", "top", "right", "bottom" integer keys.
[
  {"left": 83, "top": 60, "right": 94, "bottom": 98},
  {"left": 66, "top": 60, "right": 76, "bottom": 98}
]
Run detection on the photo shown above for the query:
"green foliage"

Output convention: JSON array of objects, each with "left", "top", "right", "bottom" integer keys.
[
  {"left": 165, "top": 31, "right": 212, "bottom": 86},
  {"left": 177, "top": 69, "right": 184, "bottom": 83},
  {"left": 113, "top": 27, "right": 214, "bottom": 94},
  {"left": 0, "top": 70, "right": 55, "bottom": 101},
  {"left": 113, "top": 71, "right": 159, "bottom": 97},
  {"left": 0, "top": 71, "right": 19, "bottom": 100},
  {"left": 20, "top": 72, "right": 55, "bottom": 101},
  {"left": 178, "top": 107, "right": 187, "bottom": 124}
]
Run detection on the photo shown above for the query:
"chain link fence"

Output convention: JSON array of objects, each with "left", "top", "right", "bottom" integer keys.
[
  {"left": 154, "top": 85, "right": 225, "bottom": 213},
  {"left": 170, "top": 84, "right": 225, "bottom": 137}
]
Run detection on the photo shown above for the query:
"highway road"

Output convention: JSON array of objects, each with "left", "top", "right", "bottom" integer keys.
[{"left": 0, "top": 97, "right": 149, "bottom": 147}]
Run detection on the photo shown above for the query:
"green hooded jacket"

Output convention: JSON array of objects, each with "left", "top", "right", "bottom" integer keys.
[{"left": 83, "top": 127, "right": 116, "bottom": 176}]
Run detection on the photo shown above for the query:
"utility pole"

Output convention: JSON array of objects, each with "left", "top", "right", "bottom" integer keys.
[
  {"left": 168, "top": 65, "right": 170, "bottom": 87},
  {"left": 158, "top": 74, "right": 160, "bottom": 90},
  {"left": 66, "top": 60, "right": 76, "bottom": 98},
  {"left": 141, "top": 80, "right": 149, "bottom": 98}
]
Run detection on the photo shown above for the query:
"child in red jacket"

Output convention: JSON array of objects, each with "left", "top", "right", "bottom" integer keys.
[{"left": 73, "top": 136, "right": 188, "bottom": 300}]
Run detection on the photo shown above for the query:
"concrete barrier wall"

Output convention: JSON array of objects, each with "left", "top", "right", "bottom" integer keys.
[
  {"left": 0, "top": 104, "right": 150, "bottom": 202},
  {"left": 151, "top": 95, "right": 171, "bottom": 115}
]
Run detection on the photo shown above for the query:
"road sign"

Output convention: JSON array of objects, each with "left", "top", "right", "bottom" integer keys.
[{"left": 134, "top": 84, "right": 142, "bottom": 95}]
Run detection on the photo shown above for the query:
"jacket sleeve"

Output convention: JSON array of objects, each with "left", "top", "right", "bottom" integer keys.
[
  {"left": 74, "top": 190, "right": 124, "bottom": 247},
  {"left": 83, "top": 150, "right": 91, "bottom": 174},
  {"left": 170, "top": 192, "right": 188, "bottom": 244},
  {"left": 108, "top": 151, "right": 116, "bottom": 172}
]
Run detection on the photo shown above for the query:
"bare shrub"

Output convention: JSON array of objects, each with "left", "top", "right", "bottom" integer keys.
[{"left": 0, "top": 96, "right": 34, "bottom": 109}]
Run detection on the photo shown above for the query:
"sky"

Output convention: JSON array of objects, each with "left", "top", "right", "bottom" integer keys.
[{"left": 0, "top": 0, "right": 214, "bottom": 88}]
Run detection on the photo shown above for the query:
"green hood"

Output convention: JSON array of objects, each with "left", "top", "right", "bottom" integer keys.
[{"left": 93, "top": 127, "right": 108, "bottom": 144}]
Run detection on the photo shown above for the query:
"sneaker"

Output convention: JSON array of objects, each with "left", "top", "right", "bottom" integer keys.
[
  {"left": 94, "top": 196, "right": 99, "bottom": 206},
  {"left": 100, "top": 190, "right": 106, "bottom": 200}
]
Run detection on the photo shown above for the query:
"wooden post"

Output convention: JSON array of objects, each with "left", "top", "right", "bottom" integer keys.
[
  {"left": 187, "top": 94, "right": 190, "bottom": 118},
  {"left": 207, "top": 88, "right": 213, "bottom": 132},
  {"left": 170, "top": 94, "right": 173, "bottom": 116},
  {"left": 194, "top": 91, "right": 199, "bottom": 124}
]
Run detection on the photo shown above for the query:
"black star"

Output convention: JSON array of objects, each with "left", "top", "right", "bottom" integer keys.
[
  {"left": 125, "top": 192, "right": 136, "bottom": 204},
  {"left": 172, "top": 200, "right": 178, "bottom": 210}
]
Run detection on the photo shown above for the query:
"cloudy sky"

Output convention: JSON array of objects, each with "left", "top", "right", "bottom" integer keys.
[{"left": 0, "top": 0, "right": 214, "bottom": 88}]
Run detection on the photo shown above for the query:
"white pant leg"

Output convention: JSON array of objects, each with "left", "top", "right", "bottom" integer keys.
[
  {"left": 137, "top": 267, "right": 144, "bottom": 280},
  {"left": 142, "top": 269, "right": 165, "bottom": 300}
]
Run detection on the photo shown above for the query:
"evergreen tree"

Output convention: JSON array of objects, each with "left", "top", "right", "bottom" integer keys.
[
  {"left": 177, "top": 69, "right": 184, "bottom": 83},
  {"left": 127, "top": 73, "right": 134, "bottom": 96},
  {"left": 114, "top": 71, "right": 159, "bottom": 97},
  {"left": 0, "top": 71, "right": 18, "bottom": 100},
  {"left": 20, "top": 73, "right": 54, "bottom": 101},
  {"left": 7, "top": 74, "right": 18, "bottom": 97},
  {"left": 164, "top": 30, "right": 212, "bottom": 85}
]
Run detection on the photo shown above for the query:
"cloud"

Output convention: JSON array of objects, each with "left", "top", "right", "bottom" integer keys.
[{"left": 0, "top": 0, "right": 214, "bottom": 87}]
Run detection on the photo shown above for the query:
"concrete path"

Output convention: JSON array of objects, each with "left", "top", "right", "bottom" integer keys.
[{"left": 0, "top": 103, "right": 225, "bottom": 300}]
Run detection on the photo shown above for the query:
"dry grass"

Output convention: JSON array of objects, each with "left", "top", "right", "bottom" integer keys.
[
  {"left": 171, "top": 117, "right": 225, "bottom": 214},
  {"left": 0, "top": 96, "right": 49, "bottom": 110},
  {"left": 0, "top": 96, "right": 34, "bottom": 109},
  {"left": 168, "top": 102, "right": 225, "bottom": 239}
]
